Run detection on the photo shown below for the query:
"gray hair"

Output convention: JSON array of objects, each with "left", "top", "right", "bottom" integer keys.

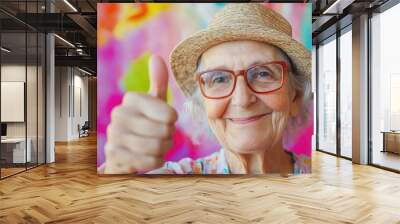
[
  {"left": 183, "top": 87, "right": 215, "bottom": 144},
  {"left": 184, "top": 53, "right": 312, "bottom": 145}
]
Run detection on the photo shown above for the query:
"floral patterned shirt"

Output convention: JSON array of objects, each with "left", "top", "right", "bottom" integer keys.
[{"left": 147, "top": 148, "right": 311, "bottom": 175}]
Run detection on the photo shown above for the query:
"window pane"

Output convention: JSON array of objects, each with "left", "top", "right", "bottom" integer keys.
[
  {"left": 1, "top": 30, "right": 28, "bottom": 177},
  {"left": 27, "top": 31, "right": 38, "bottom": 169},
  {"left": 318, "top": 37, "right": 337, "bottom": 154},
  {"left": 340, "top": 29, "right": 352, "bottom": 158},
  {"left": 371, "top": 3, "right": 400, "bottom": 171},
  {"left": 38, "top": 32, "right": 45, "bottom": 165}
]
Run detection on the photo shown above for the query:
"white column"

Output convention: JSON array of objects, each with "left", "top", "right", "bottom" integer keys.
[
  {"left": 352, "top": 14, "right": 369, "bottom": 164},
  {"left": 46, "top": 33, "right": 55, "bottom": 163},
  {"left": 45, "top": 1, "right": 55, "bottom": 163}
]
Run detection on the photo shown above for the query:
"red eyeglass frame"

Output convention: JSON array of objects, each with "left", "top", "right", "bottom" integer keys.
[{"left": 196, "top": 61, "right": 288, "bottom": 99}]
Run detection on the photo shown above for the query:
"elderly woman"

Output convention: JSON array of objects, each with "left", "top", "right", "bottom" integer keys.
[{"left": 103, "top": 4, "right": 311, "bottom": 175}]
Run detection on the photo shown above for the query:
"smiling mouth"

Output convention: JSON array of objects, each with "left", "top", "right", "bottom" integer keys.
[{"left": 228, "top": 112, "right": 271, "bottom": 125}]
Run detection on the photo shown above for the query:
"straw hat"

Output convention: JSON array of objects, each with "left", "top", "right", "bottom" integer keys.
[{"left": 170, "top": 3, "right": 311, "bottom": 97}]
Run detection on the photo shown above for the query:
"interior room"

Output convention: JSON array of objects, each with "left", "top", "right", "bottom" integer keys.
[
  {"left": 0, "top": 27, "right": 46, "bottom": 178},
  {"left": 370, "top": 2, "right": 400, "bottom": 171},
  {"left": 0, "top": 0, "right": 399, "bottom": 223}
]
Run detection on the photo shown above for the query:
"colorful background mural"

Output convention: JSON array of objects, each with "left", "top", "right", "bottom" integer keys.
[{"left": 97, "top": 3, "right": 313, "bottom": 168}]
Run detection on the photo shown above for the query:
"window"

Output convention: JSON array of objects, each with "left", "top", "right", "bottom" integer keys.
[
  {"left": 0, "top": 1, "right": 47, "bottom": 179},
  {"left": 370, "top": 2, "right": 400, "bottom": 171},
  {"left": 317, "top": 36, "right": 337, "bottom": 154},
  {"left": 339, "top": 27, "right": 352, "bottom": 158}
]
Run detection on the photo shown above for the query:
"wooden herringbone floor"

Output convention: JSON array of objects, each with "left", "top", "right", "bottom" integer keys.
[{"left": 1, "top": 134, "right": 400, "bottom": 224}]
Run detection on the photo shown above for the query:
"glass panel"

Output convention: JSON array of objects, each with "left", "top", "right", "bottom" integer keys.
[
  {"left": 38, "top": 32, "right": 45, "bottom": 165},
  {"left": 0, "top": 1, "right": 46, "bottom": 178},
  {"left": 0, "top": 0, "right": 28, "bottom": 177},
  {"left": 27, "top": 31, "right": 38, "bottom": 169},
  {"left": 1, "top": 30, "right": 27, "bottom": 177},
  {"left": 371, "top": 4, "right": 400, "bottom": 171},
  {"left": 339, "top": 28, "right": 352, "bottom": 158},
  {"left": 317, "top": 36, "right": 337, "bottom": 154}
]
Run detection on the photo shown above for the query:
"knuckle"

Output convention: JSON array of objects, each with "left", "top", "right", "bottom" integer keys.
[
  {"left": 166, "top": 108, "right": 178, "bottom": 123},
  {"left": 106, "top": 124, "right": 119, "bottom": 141},
  {"left": 122, "top": 92, "right": 137, "bottom": 105},
  {"left": 141, "top": 138, "right": 165, "bottom": 157},
  {"left": 110, "top": 106, "right": 123, "bottom": 121},
  {"left": 106, "top": 125, "right": 115, "bottom": 140},
  {"left": 120, "top": 134, "right": 135, "bottom": 150},
  {"left": 134, "top": 116, "right": 147, "bottom": 130},
  {"left": 172, "top": 107, "right": 178, "bottom": 119}
]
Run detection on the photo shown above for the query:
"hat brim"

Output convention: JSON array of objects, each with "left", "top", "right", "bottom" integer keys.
[{"left": 170, "top": 24, "right": 311, "bottom": 97}]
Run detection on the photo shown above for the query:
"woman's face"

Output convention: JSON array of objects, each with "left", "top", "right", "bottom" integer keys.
[{"left": 197, "top": 40, "right": 299, "bottom": 154}]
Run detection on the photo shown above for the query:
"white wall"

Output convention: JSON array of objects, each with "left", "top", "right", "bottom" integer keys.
[
  {"left": 1, "top": 64, "right": 46, "bottom": 164},
  {"left": 72, "top": 73, "right": 89, "bottom": 138},
  {"left": 54, "top": 67, "right": 89, "bottom": 141},
  {"left": 1, "top": 65, "right": 36, "bottom": 138},
  {"left": 55, "top": 67, "right": 69, "bottom": 141}
]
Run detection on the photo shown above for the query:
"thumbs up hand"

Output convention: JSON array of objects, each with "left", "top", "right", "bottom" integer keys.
[{"left": 104, "top": 55, "right": 178, "bottom": 174}]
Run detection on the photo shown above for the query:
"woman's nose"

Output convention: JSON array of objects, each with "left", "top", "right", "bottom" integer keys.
[{"left": 230, "top": 76, "right": 256, "bottom": 107}]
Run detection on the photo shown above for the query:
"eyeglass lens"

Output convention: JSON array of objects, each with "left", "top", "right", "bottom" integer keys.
[{"left": 198, "top": 63, "right": 283, "bottom": 98}]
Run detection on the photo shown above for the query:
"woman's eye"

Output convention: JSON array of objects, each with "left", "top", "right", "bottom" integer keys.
[
  {"left": 211, "top": 74, "right": 229, "bottom": 84},
  {"left": 253, "top": 71, "right": 274, "bottom": 81},
  {"left": 257, "top": 71, "right": 271, "bottom": 78},
  {"left": 213, "top": 76, "right": 226, "bottom": 83}
]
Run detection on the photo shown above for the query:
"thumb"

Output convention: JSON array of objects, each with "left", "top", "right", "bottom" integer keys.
[{"left": 148, "top": 54, "right": 169, "bottom": 101}]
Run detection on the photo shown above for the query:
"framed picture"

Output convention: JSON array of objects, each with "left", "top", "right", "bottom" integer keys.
[{"left": 97, "top": 3, "right": 312, "bottom": 175}]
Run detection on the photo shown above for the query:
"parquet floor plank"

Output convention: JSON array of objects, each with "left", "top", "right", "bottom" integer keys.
[{"left": 0, "top": 134, "right": 399, "bottom": 223}]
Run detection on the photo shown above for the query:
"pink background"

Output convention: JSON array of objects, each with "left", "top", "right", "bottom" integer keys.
[{"left": 97, "top": 3, "right": 313, "bottom": 168}]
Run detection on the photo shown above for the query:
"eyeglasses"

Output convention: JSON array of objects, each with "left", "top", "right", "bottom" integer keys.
[{"left": 196, "top": 61, "right": 287, "bottom": 99}]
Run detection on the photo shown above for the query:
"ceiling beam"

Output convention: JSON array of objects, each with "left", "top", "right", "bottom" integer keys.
[
  {"left": 55, "top": 55, "right": 96, "bottom": 72},
  {"left": 323, "top": 0, "right": 356, "bottom": 14},
  {"left": 67, "top": 13, "right": 96, "bottom": 45}
]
